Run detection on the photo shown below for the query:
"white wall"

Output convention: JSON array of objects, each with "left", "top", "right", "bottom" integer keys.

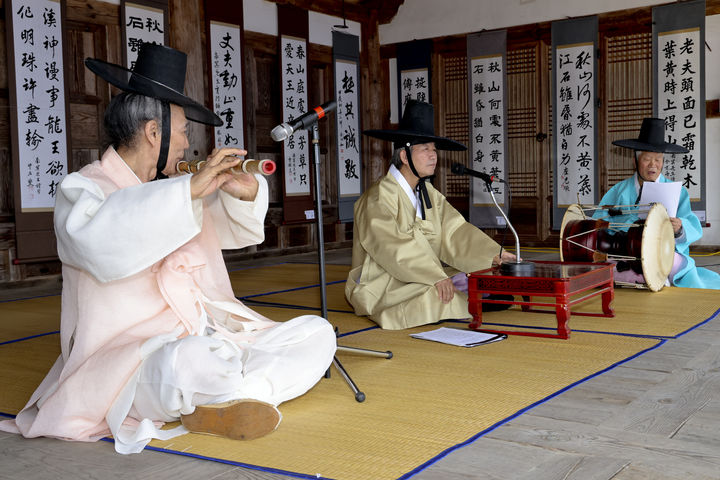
[
  {"left": 244, "top": 0, "right": 278, "bottom": 36},
  {"left": 379, "top": 0, "right": 671, "bottom": 44},
  {"left": 244, "top": 0, "right": 361, "bottom": 47}
]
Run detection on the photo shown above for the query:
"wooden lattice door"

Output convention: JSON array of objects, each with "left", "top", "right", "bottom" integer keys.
[
  {"left": 601, "top": 32, "right": 653, "bottom": 193},
  {"left": 434, "top": 54, "right": 469, "bottom": 214},
  {"left": 436, "top": 45, "right": 552, "bottom": 244},
  {"left": 506, "top": 44, "right": 551, "bottom": 243}
]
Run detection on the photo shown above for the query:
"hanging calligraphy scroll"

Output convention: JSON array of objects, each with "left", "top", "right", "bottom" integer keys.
[
  {"left": 551, "top": 16, "right": 599, "bottom": 229},
  {"left": 278, "top": 5, "right": 313, "bottom": 223},
  {"left": 653, "top": 0, "right": 706, "bottom": 219},
  {"left": 333, "top": 31, "right": 361, "bottom": 223},
  {"left": 121, "top": 0, "right": 168, "bottom": 69},
  {"left": 205, "top": 1, "right": 245, "bottom": 150},
  {"left": 397, "top": 39, "right": 432, "bottom": 116},
  {"left": 466, "top": 30, "right": 508, "bottom": 228},
  {"left": 7, "top": 0, "right": 72, "bottom": 260}
]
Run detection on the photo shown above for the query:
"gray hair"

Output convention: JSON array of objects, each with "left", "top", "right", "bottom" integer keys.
[
  {"left": 103, "top": 92, "right": 163, "bottom": 150},
  {"left": 391, "top": 146, "right": 405, "bottom": 169}
]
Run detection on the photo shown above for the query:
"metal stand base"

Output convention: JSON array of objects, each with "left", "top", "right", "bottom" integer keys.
[
  {"left": 308, "top": 121, "right": 391, "bottom": 402},
  {"left": 326, "top": 347, "right": 393, "bottom": 402},
  {"left": 500, "top": 261, "right": 536, "bottom": 276}
]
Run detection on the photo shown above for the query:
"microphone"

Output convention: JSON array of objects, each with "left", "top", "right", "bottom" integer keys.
[
  {"left": 451, "top": 163, "right": 534, "bottom": 276},
  {"left": 450, "top": 163, "right": 504, "bottom": 184},
  {"left": 271, "top": 100, "right": 337, "bottom": 142}
]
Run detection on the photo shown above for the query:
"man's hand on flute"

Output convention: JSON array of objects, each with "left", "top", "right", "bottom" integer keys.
[{"left": 190, "top": 148, "right": 259, "bottom": 201}]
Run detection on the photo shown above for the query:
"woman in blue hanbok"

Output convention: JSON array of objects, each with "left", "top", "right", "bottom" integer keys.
[{"left": 597, "top": 118, "right": 720, "bottom": 289}]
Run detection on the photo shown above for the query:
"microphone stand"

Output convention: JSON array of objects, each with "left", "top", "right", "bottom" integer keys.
[
  {"left": 309, "top": 121, "right": 392, "bottom": 403},
  {"left": 484, "top": 180, "right": 535, "bottom": 276}
]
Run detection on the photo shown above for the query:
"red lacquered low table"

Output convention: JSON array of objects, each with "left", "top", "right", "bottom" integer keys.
[{"left": 467, "top": 261, "right": 615, "bottom": 339}]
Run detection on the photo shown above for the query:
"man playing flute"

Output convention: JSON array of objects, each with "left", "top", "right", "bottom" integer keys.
[{"left": 0, "top": 44, "right": 336, "bottom": 453}]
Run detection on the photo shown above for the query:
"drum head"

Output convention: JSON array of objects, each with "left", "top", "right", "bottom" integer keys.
[
  {"left": 641, "top": 203, "right": 675, "bottom": 291},
  {"left": 559, "top": 204, "right": 586, "bottom": 261}
]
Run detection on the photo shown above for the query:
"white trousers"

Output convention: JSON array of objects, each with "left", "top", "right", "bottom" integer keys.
[{"left": 111, "top": 315, "right": 336, "bottom": 453}]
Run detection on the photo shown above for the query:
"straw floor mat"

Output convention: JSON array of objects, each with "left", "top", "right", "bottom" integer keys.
[
  {"left": 229, "top": 263, "right": 350, "bottom": 297},
  {"left": 0, "top": 296, "right": 61, "bottom": 343},
  {"left": 251, "top": 269, "right": 719, "bottom": 338},
  {"left": 473, "top": 286, "right": 720, "bottom": 338},
  {"left": 247, "top": 281, "right": 353, "bottom": 312},
  {"left": 0, "top": 297, "right": 371, "bottom": 346},
  {"left": 0, "top": 263, "right": 359, "bottom": 344},
  {"left": 0, "top": 326, "right": 659, "bottom": 480},
  {"left": 1, "top": 263, "right": 716, "bottom": 479}
]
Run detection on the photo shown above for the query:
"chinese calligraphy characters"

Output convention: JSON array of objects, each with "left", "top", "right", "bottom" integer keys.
[
  {"left": 12, "top": 0, "right": 68, "bottom": 210},
  {"left": 210, "top": 22, "right": 244, "bottom": 150},
  {"left": 658, "top": 29, "right": 702, "bottom": 199},
  {"left": 555, "top": 43, "right": 595, "bottom": 206},
  {"left": 124, "top": 3, "right": 164, "bottom": 69},
  {"left": 400, "top": 68, "right": 429, "bottom": 115},
  {"left": 470, "top": 55, "right": 506, "bottom": 206},
  {"left": 335, "top": 60, "right": 361, "bottom": 196},
  {"left": 281, "top": 35, "right": 310, "bottom": 195}
]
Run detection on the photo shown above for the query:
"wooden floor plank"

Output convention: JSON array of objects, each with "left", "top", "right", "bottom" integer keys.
[
  {"left": 563, "top": 457, "right": 630, "bottom": 480},
  {"left": 0, "top": 435, "right": 237, "bottom": 480},
  {"left": 602, "top": 342, "right": 720, "bottom": 435},
  {"left": 488, "top": 411, "right": 720, "bottom": 477},
  {"left": 612, "top": 462, "right": 720, "bottom": 480},
  {"left": 669, "top": 396, "right": 720, "bottom": 447},
  {"left": 410, "top": 437, "right": 582, "bottom": 480}
]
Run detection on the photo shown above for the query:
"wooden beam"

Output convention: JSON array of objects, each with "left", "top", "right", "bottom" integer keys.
[
  {"left": 65, "top": 0, "right": 119, "bottom": 25},
  {"left": 169, "top": 0, "right": 211, "bottom": 161},
  {"left": 360, "top": 9, "right": 386, "bottom": 185}
]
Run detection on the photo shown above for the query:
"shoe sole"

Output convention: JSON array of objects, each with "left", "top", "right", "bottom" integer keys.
[{"left": 181, "top": 399, "right": 281, "bottom": 441}]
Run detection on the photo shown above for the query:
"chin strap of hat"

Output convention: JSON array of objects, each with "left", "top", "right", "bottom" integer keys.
[
  {"left": 154, "top": 101, "right": 171, "bottom": 181},
  {"left": 633, "top": 150, "right": 649, "bottom": 203},
  {"left": 404, "top": 143, "right": 432, "bottom": 220}
]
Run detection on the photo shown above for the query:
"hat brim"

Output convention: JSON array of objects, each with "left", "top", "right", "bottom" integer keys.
[
  {"left": 363, "top": 129, "right": 467, "bottom": 151},
  {"left": 612, "top": 139, "right": 688, "bottom": 154},
  {"left": 85, "top": 58, "right": 222, "bottom": 126}
]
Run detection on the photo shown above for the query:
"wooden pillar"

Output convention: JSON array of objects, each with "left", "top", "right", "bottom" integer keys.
[
  {"left": 169, "top": 0, "right": 211, "bottom": 162},
  {"left": 360, "top": 10, "right": 385, "bottom": 186}
]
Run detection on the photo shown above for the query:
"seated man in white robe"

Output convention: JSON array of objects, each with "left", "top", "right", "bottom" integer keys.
[
  {"left": 346, "top": 100, "right": 516, "bottom": 330},
  {"left": 0, "top": 44, "right": 336, "bottom": 454}
]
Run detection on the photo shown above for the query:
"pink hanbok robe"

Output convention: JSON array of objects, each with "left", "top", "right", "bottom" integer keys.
[{"left": 0, "top": 147, "right": 336, "bottom": 453}]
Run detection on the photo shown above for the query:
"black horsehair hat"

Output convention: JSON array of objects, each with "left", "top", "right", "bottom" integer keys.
[
  {"left": 84, "top": 44, "right": 222, "bottom": 126},
  {"left": 363, "top": 100, "right": 466, "bottom": 151},
  {"left": 612, "top": 117, "right": 688, "bottom": 154}
]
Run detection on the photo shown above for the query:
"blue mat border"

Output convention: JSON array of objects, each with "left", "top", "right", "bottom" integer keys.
[
  {"left": 0, "top": 335, "right": 668, "bottom": 480},
  {"left": 397, "top": 337, "right": 668, "bottom": 480},
  {"left": 1, "top": 263, "right": 718, "bottom": 480}
]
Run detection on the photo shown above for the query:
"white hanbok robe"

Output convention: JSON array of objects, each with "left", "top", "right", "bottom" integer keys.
[{"left": 0, "top": 147, "right": 336, "bottom": 453}]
